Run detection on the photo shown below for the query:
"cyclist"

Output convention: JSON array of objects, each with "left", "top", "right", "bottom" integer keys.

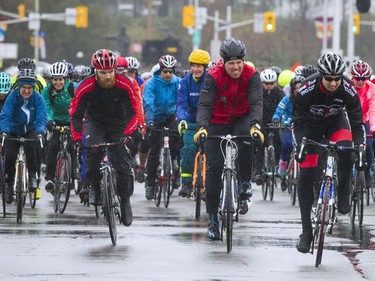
[
  {"left": 272, "top": 76, "right": 304, "bottom": 188},
  {"left": 143, "top": 55, "right": 181, "bottom": 200},
  {"left": 301, "top": 64, "right": 318, "bottom": 79},
  {"left": 42, "top": 62, "right": 77, "bottom": 195},
  {"left": 0, "top": 72, "right": 12, "bottom": 110},
  {"left": 126, "top": 56, "right": 144, "bottom": 87},
  {"left": 11, "top": 58, "right": 46, "bottom": 93},
  {"left": 293, "top": 52, "right": 365, "bottom": 253},
  {"left": 177, "top": 49, "right": 210, "bottom": 198},
  {"left": 350, "top": 60, "right": 375, "bottom": 188},
  {"left": 70, "top": 49, "right": 138, "bottom": 227},
  {"left": 1, "top": 68, "right": 47, "bottom": 204},
  {"left": 253, "top": 69, "right": 285, "bottom": 185},
  {"left": 194, "top": 37, "right": 263, "bottom": 240}
]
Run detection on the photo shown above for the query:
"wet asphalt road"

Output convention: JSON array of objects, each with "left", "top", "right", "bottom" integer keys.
[{"left": 1, "top": 179, "right": 375, "bottom": 281}]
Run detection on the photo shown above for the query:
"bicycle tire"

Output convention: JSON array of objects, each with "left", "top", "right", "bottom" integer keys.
[
  {"left": 262, "top": 177, "right": 268, "bottom": 200},
  {"left": 315, "top": 178, "right": 330, "bottom": 267},
  {"left": 155, "top": 178, "right": 162, "bottom": 207},
  {"left": 59, "top": 155, "right": 71, "bottom": 214},
  {"left": 103, "top": 168, "right": 117, "bottom": 246},
  {"left": 224, "top": 170, "right": 233, "bottom": 253},
  {"left": 194, "top": 154, "right": 203, "bottom": 219},
  {"left": 162, "top": 152, "right": 172, "bottom": 208},
  {"left": 163, "top": 177, "right": 171, "bottom": 208},
  {"left": 269, "top": 146, "right": 276, "bottom": 201},
  {"left": 16, "top": 164, "right": 24, "bottom": 223},
  {"left": 270, "top": 170, "right": 275, "bottom": 201},
  {"left": 356, "top": 170, "right": 365, "bottom": 227}
]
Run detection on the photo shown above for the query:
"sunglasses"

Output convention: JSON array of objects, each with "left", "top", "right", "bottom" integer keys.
[
  {"left": 353, "top": 76, "right": 367, "bottom": 81},
  {"left": 162, "top": 69, "right": 174, "bottom": 74},
  {"left": 323, "top": 76, "right": 341, "bottom": 82}
]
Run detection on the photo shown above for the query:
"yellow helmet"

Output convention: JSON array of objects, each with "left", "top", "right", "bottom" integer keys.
[
  {"left": 278, "top": 70, "right": 295, "bottom": 87},
  {"left": 188, "top": 49, "right": 211, "bottom": 65}
]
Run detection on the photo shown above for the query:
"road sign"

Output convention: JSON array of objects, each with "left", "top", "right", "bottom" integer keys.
[
  {"left": 28, "top": 12, "right": 40, "bottom": 30},
  {"left": 65, "top": 8, "right": 76, "bottom": 25},
  {"left": 0, "top": 43, "right": 18, "bottom": 59}
]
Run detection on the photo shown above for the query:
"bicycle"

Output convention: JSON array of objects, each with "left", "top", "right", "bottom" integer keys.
[
  {"left": 192, "top": 133, "right": 206, "bottom": 219},
  {"left": 52, "top": 125, "right": 73, "bottom": 214},
  {"left": 286, "top": 147, "right": 299, "bottom": 206},
  {"left": 85, "top": 141, "right": 123, "bottom": 246},
  {"left": 299, "top": 137, "right": 364, "bottom": 267},
  {"left": 152, "top": 127, "right": 179, "bottom": 208},
  {"left": 2, "top": 135, "right": 42, "bottom": 223},
  {"left": 209, "top": 134, "right": 254, "bottom": 253},
  {"left": 261, "top": 124, "right": 282, "bottom": 201}
]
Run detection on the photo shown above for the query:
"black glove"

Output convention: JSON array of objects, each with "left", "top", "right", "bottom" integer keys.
[
  {"left": 47, "top": 120, "right": 55, "bottom": 131},
  {"left": 294, "top": 144, "right": 307, "bottom": 163},
  {"left": 146, "top": 123, "right": 154, "bottom": 133}
]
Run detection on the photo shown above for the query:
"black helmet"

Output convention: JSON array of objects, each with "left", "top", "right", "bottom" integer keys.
[
  {"left": 18, "top": 68, "right": 37, "bottom": 82},
  {"left": 317, "top": 52, "right": 346, "bottom": 76},
  {"left": 17, "top": 58, "right": 36, "bottom": 70},
  {"left": 290, "top": 75, "right": 304, "bottom": 88},
  {"left": 219, "top": 37, "right": 246, "bottom": 61},
  {"left": 270, "top": 66, "right": 282, "bottom": 76},
  {"left": 301, "top": 64, "right": 318, "bottom": 78}
]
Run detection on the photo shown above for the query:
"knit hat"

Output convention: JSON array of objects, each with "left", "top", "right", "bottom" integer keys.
[{"left": 18, "top": 80, "right": 36, "bottom": 87}]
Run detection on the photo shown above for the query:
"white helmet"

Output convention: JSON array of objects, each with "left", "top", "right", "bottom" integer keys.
[
  {"left": 49, "top": 62, "right": 68, "bottom": 78},
  {"left": 126, "top": 56, "right": 141, "bottom": 70},
  {"left": 260, "top": 69, "right": 277, "bottom": 83}
]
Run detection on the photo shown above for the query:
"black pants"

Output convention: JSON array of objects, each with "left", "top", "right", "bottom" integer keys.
[
  {"left": 205, "top": 115, "right": 253, "bottom": 214},
  {"left": 84, "top": 120, "right": 134, "bottom": 198},
  {"left": 5, "top": 130, "right": 38, "bottom": 185}
]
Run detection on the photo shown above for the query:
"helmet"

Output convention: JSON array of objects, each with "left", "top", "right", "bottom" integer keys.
[
  {"left": 270, "top": 66, "right": 282, "bottom": 76},
  {"left": 301, "top": 64, "right": 318, "bottom": 78},
  {"left": 260, "top": 69, "right": 277, "bottom": 83},
  {"left": 126, "top": 56, "right": 141, "bottom": 70},
  {"left": 17, "top": 58, "right": 36, "bottom": 70},
  {"left": 151, "top": 63, "right": 160, "bottom": 74},
  {"left": 290, "top": 75, "right": 304, "bottom": 88},
  {"left": 91, "top": 49, "right": 118, "bottom": 70},
  {"left": 219, "top": 37, "right": 246, "bottom": 61},
  {"left": 18, "top": 68, "right": 37, "bottom": 81},
  {"left": 159, "top": 55, "right": 177, "bottom": 68},
  {"left": 294, "top": 65, "right": 304, "bottom": 77},
  {"left": 0, "top": 72, "right": 12, "bottom": 94},
  {"left": 61, "top": 60, "right": 74, "bottom": 74},
  {"left": 117, "top": 56, "right": 128, "bottom": 68},
  {"left": 317, "top": 52, "right": 346, "bottom": 76},
  {"left": 188, "top": 49, "right": 210, "bottom": 65},
  {"left": 49, "top": 62, "right": 68, "bottom": 77},
  {"left": 351, "top": 60, "right": 372, "bottom": 78},
  {"left": 278, "top": 70, "right": 295, "bottom": 87},
  {"left": 80, "top": 66, "right": 93, "bottom": 78}
]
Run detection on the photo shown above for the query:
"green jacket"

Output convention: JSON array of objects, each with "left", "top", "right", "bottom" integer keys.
[{"left": 41, "top": 80, "right": 75, "bottom": 124}]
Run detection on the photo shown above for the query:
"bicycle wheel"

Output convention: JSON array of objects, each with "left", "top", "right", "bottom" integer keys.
[
  {"left": 270, "top": 170, "right": 275, "bottom": 201},
  {"left": 102, "top": 168, "right": 117, "bottom": 246},
  {"left": 355, "top": 170, "right": 365, "bottom": 227},
  {"left": 163, "top": 177, "right": 171, "bottom": 208},
  {"left": 315, "top": 178, "right": 330, "bottom": 267},
  {"left": 268, "top": 147, "right": 276, "bottom": 201},
  {"left": 54, "top": 154, "right": 71, "bottom": 214},
  {"left": 194, "top": 154, "right": 203, "bottom": 219},
  {"left": 155, "top": 177, "right": 162, "bottom": 207},
  {"left": 16, "top": 165, "right": 24, "bottom": 223},
  {"left": 224, "top": 170, "right": 233, "bottom": 253}
]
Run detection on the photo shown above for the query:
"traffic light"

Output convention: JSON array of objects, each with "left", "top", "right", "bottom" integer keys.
[
  {"left": 356, "top": 0, "right": 371, "bottom": 13},
  {"left": 264, "top": 12, "right": 276, "bottom": 32},
  {"left": 76, "top": 6, "right": 88, "bottom": 28},
  {"left": 353, "top": 13, "right": 360, "bottom": 35},
  {"left": 182, "top": 5, "right": 195, "bottom": 28},
  {"left": 18, "top": 4, "right": 25, "bottom": 19}
]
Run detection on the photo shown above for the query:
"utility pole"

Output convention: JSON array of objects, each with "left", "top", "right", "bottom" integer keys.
[{"left": 34, "top": 0, "right": 40, "bottom": 61}]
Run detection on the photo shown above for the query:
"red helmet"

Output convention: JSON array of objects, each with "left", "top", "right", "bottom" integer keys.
[
  {"left": 91, "top": 49, "right": 118, "bottom": 70},
  {"left": 117, "top": 56, "right": 128, "bottom": 68},
  {"left": 351, "top": 60, "right": 372, "bottom": 78}
]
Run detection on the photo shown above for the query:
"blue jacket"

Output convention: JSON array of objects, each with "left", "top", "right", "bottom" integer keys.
[
  {"left": 272, "top": 95, "right": 293, "bottom": 126},
  {"left": 177, "top": 72, "right": 207, "bottom": 123},
  {"left": 0, "top": 88, "right": 47, "bottom": 136},
  {"left": 143, "top": 72, "right": 181, "bottom": 124}
]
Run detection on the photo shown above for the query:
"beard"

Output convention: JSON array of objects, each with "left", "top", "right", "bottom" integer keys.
[{"left": 97, "top": 77, "right": 115, "bottom": 89}]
